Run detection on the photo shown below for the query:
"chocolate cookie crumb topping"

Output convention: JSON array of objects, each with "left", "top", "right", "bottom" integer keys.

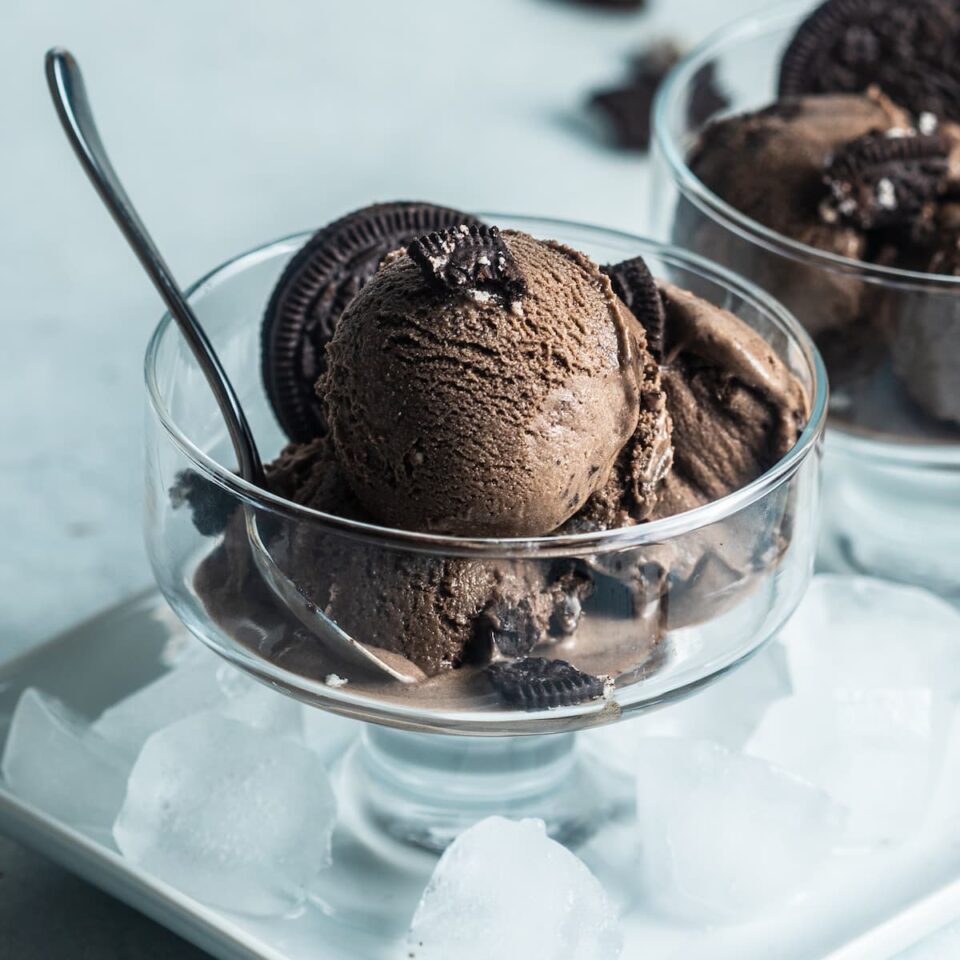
[
  {"left": 590, "top": 41, "right": 682, "bottom": 151},
  {"left": 170, "top": 469, "right": 237, "bottom": 537},
  {"left": 407, "top": 225, "right": 527, "bottom": 305},
  {"left": 822, "top": 129, "right": 950, "bottom": 229},
  {"left": 688, "top": 63, "right": 731, "bottom": 130},
  {"left": 476, "top": 600, "right": 542, "bottom": 659}
]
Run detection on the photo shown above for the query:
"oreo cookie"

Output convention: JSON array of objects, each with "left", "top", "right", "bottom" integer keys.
[
  {"left": 602, "top": 255, "right": 666, "bottom": 359},
  {"left": 823, "top": 130, "right": 950, "bottom": 230},
  {"left": 262, "top": 202, "right": 481, "bottom": 441},
  {"left": 169, "top": 468, "right": 237, "bottom": 537},
  {"left": 549, "top": 562, "right": 593, "bottom": 636},
  {"left": 476, "top": 600, "right": 541, "bottom": 659},
  {"left": 590, "top": 42, "right": 682, "bottom": 151},
  {"left": 688, "top": 63, "right": 730, "bottom": 130},
  {"left": 407, "top": 224, "right": 527, "bottom": 305},
  {"left": 778, "top": 0, "right": 960, "bottom": 122},
  {"left": 486, "top": 657, "right": 605, "bottom": 709}
]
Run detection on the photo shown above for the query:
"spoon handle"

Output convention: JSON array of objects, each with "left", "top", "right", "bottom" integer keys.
[{"left": 45, "top": 47, "right": 265, "bottom": 486}]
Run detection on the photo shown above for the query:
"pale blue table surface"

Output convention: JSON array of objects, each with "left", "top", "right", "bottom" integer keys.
[{"left": 1, "top": 0, "right": 765, "bottom": 954}]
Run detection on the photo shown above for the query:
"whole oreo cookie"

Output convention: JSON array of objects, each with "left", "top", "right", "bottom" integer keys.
[
  {"left": 486, "top": 657, "right": 605, "bottom": 709},
  {"left": 262, "top": 202, "right": 481, "bottom": 441},
  {"left": 778, "top": 0, "right": 960, "bottom": 122},
  {"left": 602, "top": 255, "right": 666, "bottom": 359}
]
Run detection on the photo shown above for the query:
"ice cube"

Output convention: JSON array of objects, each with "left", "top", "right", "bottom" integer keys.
[
  {"left": 92, "top": 659, "right": 225, "bottom": 760},
  {"left": 1, "top": 688, "right": 128, "bottom": 839},
  {"left": 407, "top": 817, "right": 622, "bottom": 960},
  {"left": 300, "top": 705, "right": 361, "bottom": 766},
  {"left": 581, "top": 641, "right": 790, "bottom": 773},
  {"left": 113, "top": 713, "right": 337, "bottom": 915},
  {"left": 781, "top": 575, "right": 960, "bottom": 700},
  {"left": 219, "top": 684, "right": 302, "bottom": 737},
  {"left": 746, "top": 691, "right": 952, "bottom": 848},
  {"left": 218, "top": 661, "right": 359, "bottom": 759},
  {"left": 214, "top": 666, "right": 302, "bottom": 738},
  {"left": 156, "top": 613, "right": 219, "bottom": 669},
  {"left": 214, "top": 660, "right": 252, "bottom": 698},
  {"left": 634, "top": 738, "right": 844, "bottom": 922},
  {"left": 750, "top": 574, "right": 960, "bottom": 848}
]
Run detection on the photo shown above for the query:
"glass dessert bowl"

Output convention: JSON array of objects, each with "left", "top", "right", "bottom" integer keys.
[
  {"left": 650, "top": 2, "right": 960, "bottom": 597},
  {"left": 145, "top": 216, "right": 824, "bottom": 848}
]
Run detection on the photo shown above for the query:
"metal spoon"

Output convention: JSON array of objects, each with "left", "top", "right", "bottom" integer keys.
[{"left": 45, "top": 48, "right": 419, "bottom": 684}]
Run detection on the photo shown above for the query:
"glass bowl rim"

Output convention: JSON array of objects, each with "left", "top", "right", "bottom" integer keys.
[
  {"left": 144, "top": 214, "right": 827, "bottom": 558},
  {"left": 652, "top": 0, "right": 960, "bottom": 293}
]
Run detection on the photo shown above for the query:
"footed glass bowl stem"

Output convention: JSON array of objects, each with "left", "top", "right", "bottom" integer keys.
[{"left": 337, "top": 726, "right": 628, "bottom": 852}]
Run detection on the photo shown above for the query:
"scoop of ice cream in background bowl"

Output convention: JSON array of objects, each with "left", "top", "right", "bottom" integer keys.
[{"left": 650, "top": 0, "right": 960, "bottom": 598}]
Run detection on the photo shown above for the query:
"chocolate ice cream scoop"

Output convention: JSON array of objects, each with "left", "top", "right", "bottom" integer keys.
[
  {"left": 321, "top": 227, "right": 668, "bottom": 537},
  {"left": 195, "top": 434, "right": 594, "bottom": 678},
  {"left": 272, "top": 437, "right": 594, "bottom": 666},
  {"left": 653, "top": 282, "right": 808, "bottom": 516},
  {"left": 690, "top": 91, "right": 911, "bottom": 268},
  {"left": 683, "top": 88, "right": 959, "bottom": 428},
  {"left": 563, "top": 270, "right": 807, "bottom": 530},
  {"left": 686, "top": 91, "right": 913, "bottom": 366},
  {"left": 560, "top": 276, "right": 807, "bottom": 635}
]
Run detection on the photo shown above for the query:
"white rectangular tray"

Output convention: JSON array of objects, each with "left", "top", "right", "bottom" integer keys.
[{"left": 2, "top": 591, "right": 959, "bottom": 960}]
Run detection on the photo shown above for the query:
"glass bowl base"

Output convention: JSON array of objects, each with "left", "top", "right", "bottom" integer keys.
[
  {"left": 820, "top": 433, "right": 960, "bottom": 599},
  {"left": 335, "top": 727, "right": 632, "bottom": 854},
  {"left": 306, "top": 726, "right": 633, "bottom": 939}
]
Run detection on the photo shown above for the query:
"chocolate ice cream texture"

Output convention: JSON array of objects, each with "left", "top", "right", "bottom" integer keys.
[
  {"left": 690, "top": 92, "right": 912, "bottom": 266},
  {"left": 191, "top": 208, "right": 808, "bottom": 706},
  {"left": 687, "top": 91, "right": 913, "bottom": 343},
  {"left": 653, "top": 282, "right": 807, "bottom": 517},
  {"left": 322, "top": 227, "right": 664, "bottom": 537}
]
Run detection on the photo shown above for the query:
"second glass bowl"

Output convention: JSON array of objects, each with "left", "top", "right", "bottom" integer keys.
[{"left": 650, "top": 2, "right": 960, "bottom": 597}]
